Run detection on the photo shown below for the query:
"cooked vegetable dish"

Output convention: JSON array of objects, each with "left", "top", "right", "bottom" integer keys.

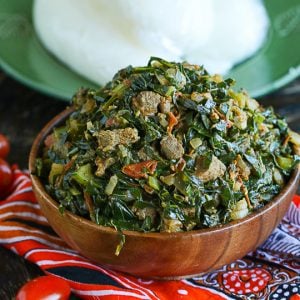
[{"left": 36, "top": 57, "right": 300, "bottom": 234}]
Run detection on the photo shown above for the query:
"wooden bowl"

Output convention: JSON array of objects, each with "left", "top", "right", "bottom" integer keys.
[{"left": 29, "top": 108, "right": 300, "bottom": 279}]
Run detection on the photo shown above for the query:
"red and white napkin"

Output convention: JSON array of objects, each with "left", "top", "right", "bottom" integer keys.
[{"left": 0, "top": 166, "right": 299, "bottom": 299}]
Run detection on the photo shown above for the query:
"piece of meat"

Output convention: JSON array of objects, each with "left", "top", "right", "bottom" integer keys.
[
  {"left": 236, "top": 154, "right": 251, "bottom": 180},
  {"left": 195, "top": 155, "right": 226, "bottom": 182},
  {"left": 132, "top": 206, "right": 157, "bottom": 221},
  {"left": 95, "top": 157, "right": 115, "bottom": 176},
  {"left": 158, "top": 113, "right": 168, "bottom": 127},
  {"left": 132, "top": 91, "right": 162, "bottom": 116},
  {"left": 96, "top": 130, "right": 118, "bottom": 151},
  {"left": 118, "top": 128, "right": 140, "bottom": 145},
  {"left": 96, "top": 127, "right": 139, "bottom": 151},
  {"left": 159, "top": 97, "right": 171, "bottom": 113},
  {"left": 160, "top": 135, "right": 184, "bottom": 160},
  {"left": 161, "top": 218, "right": 183, "bottom": 232}
]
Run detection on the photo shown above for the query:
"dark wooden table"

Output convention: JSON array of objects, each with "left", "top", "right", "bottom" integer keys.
[{"left": 0, "top": 71, "right": 299, "bottom": 299}]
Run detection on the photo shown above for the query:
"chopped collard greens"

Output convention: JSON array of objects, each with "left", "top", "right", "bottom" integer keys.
[{"left": 37, "top": 57, "right": 300, "bottom": 233}]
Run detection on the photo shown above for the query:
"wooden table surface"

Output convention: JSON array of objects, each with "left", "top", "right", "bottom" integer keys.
[{"left": 0, "top": 71, "right": 299, "bottom": 299}]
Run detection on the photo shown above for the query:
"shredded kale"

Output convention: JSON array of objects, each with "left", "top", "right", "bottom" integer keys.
[{"left": 37, "top": 57, "right": 300, "bottom": 233}]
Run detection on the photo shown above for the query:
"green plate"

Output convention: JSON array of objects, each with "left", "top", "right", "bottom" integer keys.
[{"left": 0, "top": 0, "right": 299, "bottom": 101}]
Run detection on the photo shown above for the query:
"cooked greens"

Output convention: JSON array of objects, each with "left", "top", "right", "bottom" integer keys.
[{"left": 37, "top": 57, "right": 300, "bottom": 233}]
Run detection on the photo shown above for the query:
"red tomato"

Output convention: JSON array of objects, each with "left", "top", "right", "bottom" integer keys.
[
  {"left": 167, "top": 111, "right": 178, "bottom": 134},
  {"left": 0, "top": 134, "right": 10, "bottom": 158},
  {"left": 122, "top": 160, "right": 158, "bottom": 179},
  {"left": 16, "top": 275, "right": 71, "bottom": 300},
  {"left": 0, "top": 158, "right": 13, "bottom": 198}
]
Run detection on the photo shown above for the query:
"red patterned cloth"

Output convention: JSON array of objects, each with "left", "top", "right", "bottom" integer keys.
[{"left": 0, "top": 166, "right": 299, "bottom": 300}]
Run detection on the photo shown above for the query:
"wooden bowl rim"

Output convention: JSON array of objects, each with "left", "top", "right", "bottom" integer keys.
[{"left": 29, "top": 107, "right": 300, "bottom": 239}]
